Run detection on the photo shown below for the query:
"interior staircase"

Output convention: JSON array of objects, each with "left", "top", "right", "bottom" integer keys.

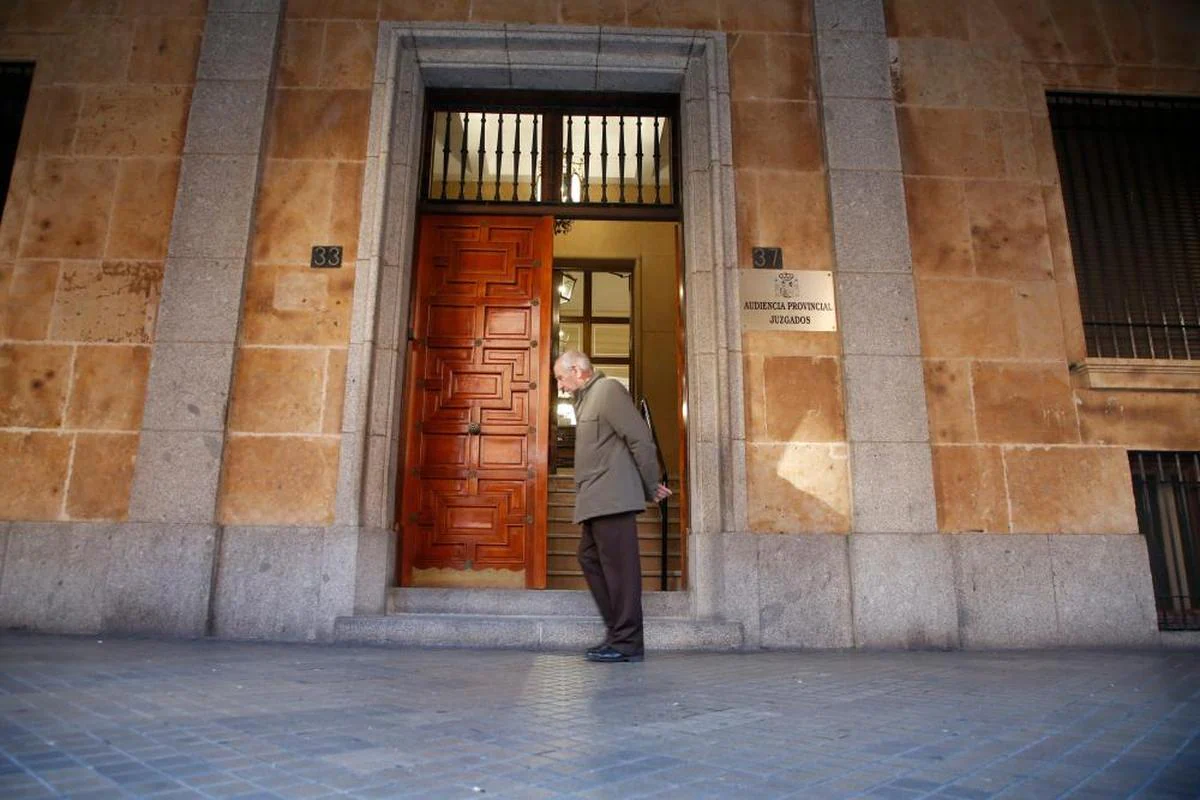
[{"left": 546, "top": 470, "right": 684, "bottom": 591}]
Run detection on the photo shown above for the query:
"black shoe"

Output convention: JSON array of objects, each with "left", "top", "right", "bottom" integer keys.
[
  {"left": 585, "top": 646, "right": 644, "bottom": 663},
  {"left": 586, "top": 642, "right": 609, "bottom": 656}
]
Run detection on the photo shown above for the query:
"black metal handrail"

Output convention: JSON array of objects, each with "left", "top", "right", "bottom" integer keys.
[{"left": 638, "top": 397, "right": 671, "bottom": 591}]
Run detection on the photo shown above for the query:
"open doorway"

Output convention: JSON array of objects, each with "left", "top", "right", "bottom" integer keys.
[{"left": 549, "top": 221, "right": 687, "bottom": 591}]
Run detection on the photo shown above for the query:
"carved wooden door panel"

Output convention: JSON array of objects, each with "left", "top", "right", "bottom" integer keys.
[{"left": 399, "top": 216, "right": 552, "bottom": 588}]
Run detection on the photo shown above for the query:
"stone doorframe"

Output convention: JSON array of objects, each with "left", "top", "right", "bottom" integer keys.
[{"left": 337, "top": 23, "right": 747, "bottom": 618}]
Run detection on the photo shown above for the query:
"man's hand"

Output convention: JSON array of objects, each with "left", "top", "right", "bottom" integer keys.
[{"left": 652, "top": 483, "right": 673, "bottom": 502}]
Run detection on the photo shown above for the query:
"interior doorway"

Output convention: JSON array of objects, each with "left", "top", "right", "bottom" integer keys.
[{"left": 548, "top": 221, "right": 687, "bottom": 591}]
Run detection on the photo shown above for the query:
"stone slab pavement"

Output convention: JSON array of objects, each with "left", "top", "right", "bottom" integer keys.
[{"left": 0, "top": 635, "right": 1197, "bottom": 799}]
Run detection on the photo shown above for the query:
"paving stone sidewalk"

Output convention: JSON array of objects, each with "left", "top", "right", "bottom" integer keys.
[{"left": 1, "top": 635, "right": 1197, "bottom": 799}]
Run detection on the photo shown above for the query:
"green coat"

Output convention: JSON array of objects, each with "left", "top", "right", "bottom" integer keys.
[{"left": 571, "top": 372, "right": 662, "bottom": 524}]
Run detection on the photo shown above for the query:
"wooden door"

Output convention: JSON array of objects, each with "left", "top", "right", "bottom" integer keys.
[{"left": 399, "top": 215, "right": 552, "bottom": 588}]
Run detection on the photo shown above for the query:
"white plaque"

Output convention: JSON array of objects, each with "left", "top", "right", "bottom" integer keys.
[{"left": 739, "top": 270, "right": 837, "bottom": 332}]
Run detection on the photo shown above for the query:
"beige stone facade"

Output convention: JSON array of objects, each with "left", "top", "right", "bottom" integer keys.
[
  {"left": 891, "top": 0, "right": 1200, "bottom": 540},
  {"left": 0, "top": 1, "right": 200, "bottom": 520},
  {"left": 0, "top": 0, "right": 1195, "bottom": 648}
]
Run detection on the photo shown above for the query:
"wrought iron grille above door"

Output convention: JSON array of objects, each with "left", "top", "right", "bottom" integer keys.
[{"left": 421, "top": 90, "right": 680, "bottom": 220}]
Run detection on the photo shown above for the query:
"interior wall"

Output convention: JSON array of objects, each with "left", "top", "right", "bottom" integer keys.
[{"left": 554, "top": 220, "right": 682, "bottom": 472}]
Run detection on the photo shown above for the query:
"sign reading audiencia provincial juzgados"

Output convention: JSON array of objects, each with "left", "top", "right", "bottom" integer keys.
[{"left": 738, "top": 270, "right": 837, "bottom": 332}]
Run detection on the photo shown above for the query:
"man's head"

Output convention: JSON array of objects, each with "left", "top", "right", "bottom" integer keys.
[{"left": 554, "top": 350, "right": 593, "bottom": 393}]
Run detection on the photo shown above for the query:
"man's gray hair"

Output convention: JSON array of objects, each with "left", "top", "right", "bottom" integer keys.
[{"left": 555, "top": 350, "right": 593, "bottom": 373}]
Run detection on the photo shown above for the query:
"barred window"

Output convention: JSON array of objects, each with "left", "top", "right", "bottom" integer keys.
[
  {"left": 1048, "top": 93, "right": 1200, "bottom": 360},
  {"left": 1131, "top": 452, "right": 1200, "bottom": 631}
]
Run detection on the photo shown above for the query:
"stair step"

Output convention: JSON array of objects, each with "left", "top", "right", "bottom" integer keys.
[
  {"left": 549, "top": 479, "right": 682, "bottom": 490},
  {"left": 546, "top": 569, "right": 683, "bottom": 579},
  {"left": 546, "top": 575, "right": 591, "bottom": 591},
  {"left": 547, "top": 518, "right": 680, "bottom": 526},
  {"left": 547, "top": 547, "right": 682, "bottom": 558},
  {"left": 547, "top": 554, "right": 681, "bottom": 572},
  {"left": 388, "top": 587, "right": 689, "bottom": 617},
  {"left": 547, "top": 547, "right": 680, "bottom": 559},
  {"left": 548, "top": 521, "right": 678, "bottom": 530},
  {"left": 548, "top": 512, "right": 681, "bottom": 523},
  {"left": 545, "top": 575, "right": 686, "bottom": 591},
  {"left": 334, "top": 613, "right": 742, "bottom": 651},
  {"left": 547, "top": 531, "right": 682, "bottom": 544},
  {"left": 547, "top": 512, "right": 681, "bottom": 524}
]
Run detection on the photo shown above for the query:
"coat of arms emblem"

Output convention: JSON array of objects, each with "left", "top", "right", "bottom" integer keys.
[{"left": 774, "top": 272, "right": 798, "bottom": 298}]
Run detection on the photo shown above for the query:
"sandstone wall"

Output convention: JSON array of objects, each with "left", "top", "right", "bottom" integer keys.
[
  {"left": 889, "top": 0, "right": 1200, "bottom": 535},
  {"left": 0, "top": 0, "right": 204, "bottom": 522}
]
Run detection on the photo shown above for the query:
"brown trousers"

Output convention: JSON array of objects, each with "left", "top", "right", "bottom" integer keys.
[{"left": 578, "top": 510, "right": 644, "bottom": 655}]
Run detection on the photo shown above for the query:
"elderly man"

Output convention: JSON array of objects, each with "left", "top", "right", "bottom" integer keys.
[{"left": 553, "top": 350, "right": 672, "bottom": 663}]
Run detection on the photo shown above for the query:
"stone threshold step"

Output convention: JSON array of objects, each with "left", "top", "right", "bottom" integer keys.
[
  {"left": 388, "top": 587, "right": 689, "bottom": 617},
  {"left": 334, "top": 613, "right": 744, "bottom": 651}
]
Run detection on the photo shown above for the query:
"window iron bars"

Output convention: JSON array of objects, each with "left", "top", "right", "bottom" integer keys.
[
  {"left": 561, "top": 114, "right": 672, "bottom": 205},
  {"left": 618, "top": 116, "right": 626, "bottom": 203},
  {"left": 582, "top": 116, "right": 591, "bottom": 202},
  {"left": 457, "top": 113, "right": 470, "bottom": 200},
  {"left": 530, "top": 115, "right": 540, "bottom": 202},
  {"left": 563, "top": 114, "right": 574, "bottom": 202},
  {"left": 1131, "top": 451, "right": 1200, "bottom": 631},
  {"left": 1048, "top": 93, "right": 1200, "bottom": 360},
  {"left": 599, "top": 115, "right": 609, "bottom": 204},
  {"left": 425, "top": 109, "right": 674, "bottom": 207}
]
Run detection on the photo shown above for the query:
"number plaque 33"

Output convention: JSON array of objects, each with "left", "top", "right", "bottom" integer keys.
[{"left": 311, "top": 245, "right": 343, "bottom": 268}]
